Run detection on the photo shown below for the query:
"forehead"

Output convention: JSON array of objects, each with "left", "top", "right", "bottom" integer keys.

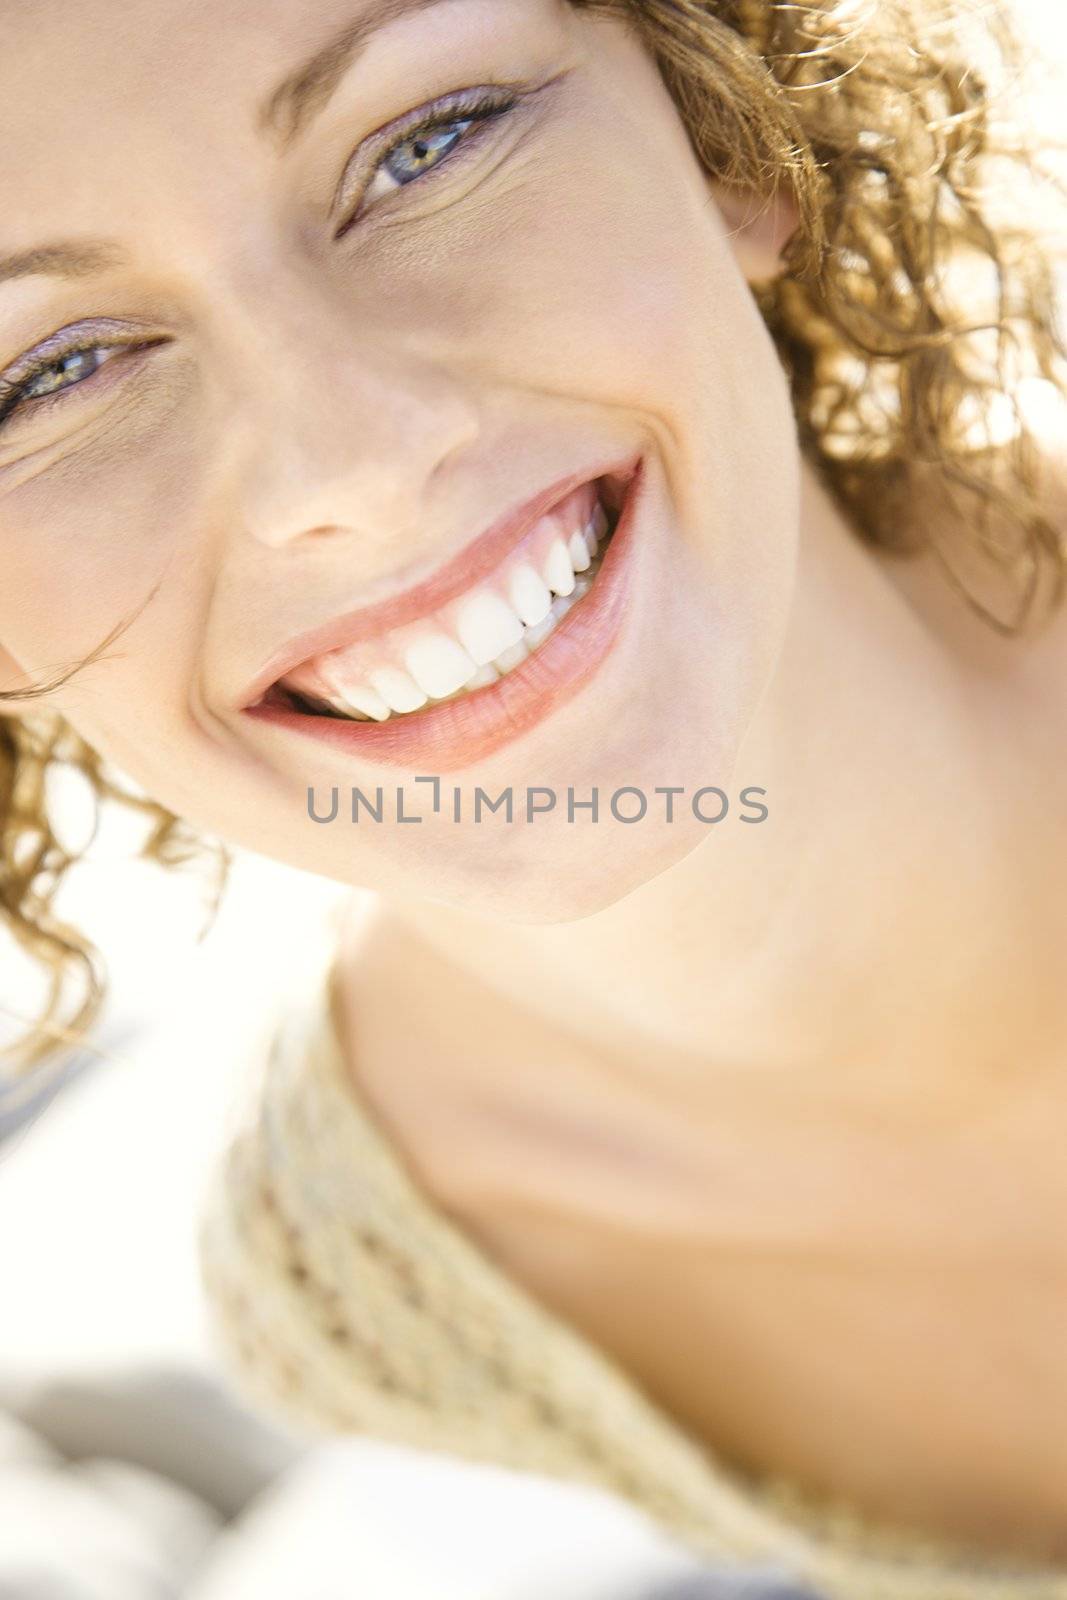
[
  {"left": 3, "top": 0, "right": 336, "bottom": 139},
  {"left": 0, "top": 0, "right": 471, "bottom": 254}
]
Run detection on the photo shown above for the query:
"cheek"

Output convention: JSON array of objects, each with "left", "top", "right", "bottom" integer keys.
[
  {"left": 378, "top": 106, "right": 737, "bottom": 402},
  {"left": 0, "top": 381, "right": 208, "bottom": 684},
  {"left": 0, "top": 422, "right": 217, "bottom": 778}
]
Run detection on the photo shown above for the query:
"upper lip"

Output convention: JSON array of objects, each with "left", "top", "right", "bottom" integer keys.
[{"left": 238, "top": 453, "right": 640, "bottom": 710}]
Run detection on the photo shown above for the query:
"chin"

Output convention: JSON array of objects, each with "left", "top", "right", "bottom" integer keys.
[{"left": 471, "top": 815, "right": 716, "bottom": 924}]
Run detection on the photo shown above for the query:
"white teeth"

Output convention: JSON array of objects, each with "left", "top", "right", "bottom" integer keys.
[
  {"left": 522, "top": 610, "right": 559, "bottom": 650},
  {"left": 520, "top": 590, "right": 575, "bottom": 655},
  {"left": 493, "top": 637, "right": 530, "bottom": 674},
  {"left": 465, "top": 662, "right": 501, "bottom": 689},
  {"left": 368, "top": 666, "right": 427, "bottom": 714},
  {"left": 403, "top": 632, "right": 478, "bottom": 698},
  {"left": 335, "top": 683, "right": 392, "bottom": 722},
  {"left": 294, "top": 502, "right": 614, "bottom": 724},
  {"left": 543, "top": 537, "right": 575, "bottom": 597},
  {"left": 567, "top": 529, "right": 591, "bottom": 572},
  {"left": 508, "top": 564, "right": 553, "bottom": 627},
  {"left": 453, "top": 589, "right": 524, "bottom": 666}
]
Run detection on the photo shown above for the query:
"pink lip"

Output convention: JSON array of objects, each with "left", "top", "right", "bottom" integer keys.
[
  {"left": 242, "top": 455, "right": 645, "bottom": 771},
  {"left": 239, "top": 453, "right": 642, "bottom": 711}
]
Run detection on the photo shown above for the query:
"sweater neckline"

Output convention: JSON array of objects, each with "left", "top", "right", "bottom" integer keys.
[{"left": 268, "top": 947, "right": 1067, "bottom": 1600}]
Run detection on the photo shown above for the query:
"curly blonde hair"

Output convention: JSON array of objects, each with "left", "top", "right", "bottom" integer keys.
[{"left": 2, "top": 0, "right": 1065, "bottom": 1080}]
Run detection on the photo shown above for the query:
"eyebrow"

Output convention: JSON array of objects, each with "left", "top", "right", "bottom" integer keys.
[
  {"left": 1, "top": 4, "right": 454, "bottom": 289},
  {"left": 260, "top": 0, "right": 459, "bottom": 149},
  {"left": 0, "top": 241, "right": 126, "bottom": 287}
]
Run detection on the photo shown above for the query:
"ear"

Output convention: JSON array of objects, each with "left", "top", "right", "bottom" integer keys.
[{"left": 707, "top": 178, "right": 801, "bottom": 284}]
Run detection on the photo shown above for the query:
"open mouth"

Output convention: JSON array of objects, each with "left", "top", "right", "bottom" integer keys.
[
  {"left": 244, "top": 456, "right": 642, "bottom": 769},
  {"left": 259, "top": 470, "right": 629, "bottom": 725}
]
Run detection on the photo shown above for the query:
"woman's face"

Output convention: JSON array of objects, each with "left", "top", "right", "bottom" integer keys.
[{"left": 0, "top": 0, "right": 800, "bottom": 920}]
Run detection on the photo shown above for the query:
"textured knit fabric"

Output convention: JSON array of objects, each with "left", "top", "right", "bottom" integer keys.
[{"left": 197, "top": 949, "right": 1067, "bottom": 1600}]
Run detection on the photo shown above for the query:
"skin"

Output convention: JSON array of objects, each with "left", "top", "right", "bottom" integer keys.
[{"left": 2, "top": 0, "right": 1065, "bottom": 1563}]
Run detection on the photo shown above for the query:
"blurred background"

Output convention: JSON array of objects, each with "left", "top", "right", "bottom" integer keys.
[{"left": 1, "top": 3, "right": 1064, "bottom": 1596}]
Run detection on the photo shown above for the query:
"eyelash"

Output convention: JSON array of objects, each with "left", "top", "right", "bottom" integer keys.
[
  {"left": 335, "top": 84, "right": 522, "bottom": 236},
  {"left": 0, "top": 86, "right": 522, "bottom": 431},
  {"left": 0, "top": 339, "right": 153, "bottom": 432}
]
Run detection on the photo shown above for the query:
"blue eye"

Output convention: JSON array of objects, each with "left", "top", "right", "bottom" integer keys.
[
  {"left": 380, "top": 118, "right": 476, "bottom": 188},
  {"left": 345, "top": 88, "right": 521, "bottom": 228},
  {"left": 0, "top": 344, "right": 116, "bottom": 429},
  {"left": 0, "top": 336, "right": 163, "bottom": 431},
  {"left": 22, "top": 347, "right": 110, "bottom": 401}
]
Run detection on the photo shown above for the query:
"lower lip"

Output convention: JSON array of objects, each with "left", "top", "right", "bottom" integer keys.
[{"left": 243, "top": 458, "right": 645, "bottom": 772}]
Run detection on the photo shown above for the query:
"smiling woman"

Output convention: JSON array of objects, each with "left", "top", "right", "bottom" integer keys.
[{"left": 1, "top": 0, "right": 1066, "bottom": 1595}]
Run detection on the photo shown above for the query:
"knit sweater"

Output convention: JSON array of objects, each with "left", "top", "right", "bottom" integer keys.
[{"left": 197, "top": 948, "right": 1067, "bottom": 1600}]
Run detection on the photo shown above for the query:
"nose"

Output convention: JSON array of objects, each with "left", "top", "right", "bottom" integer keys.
[{"left": 226, "top": 307, "right": 481, "bottom": 553}]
